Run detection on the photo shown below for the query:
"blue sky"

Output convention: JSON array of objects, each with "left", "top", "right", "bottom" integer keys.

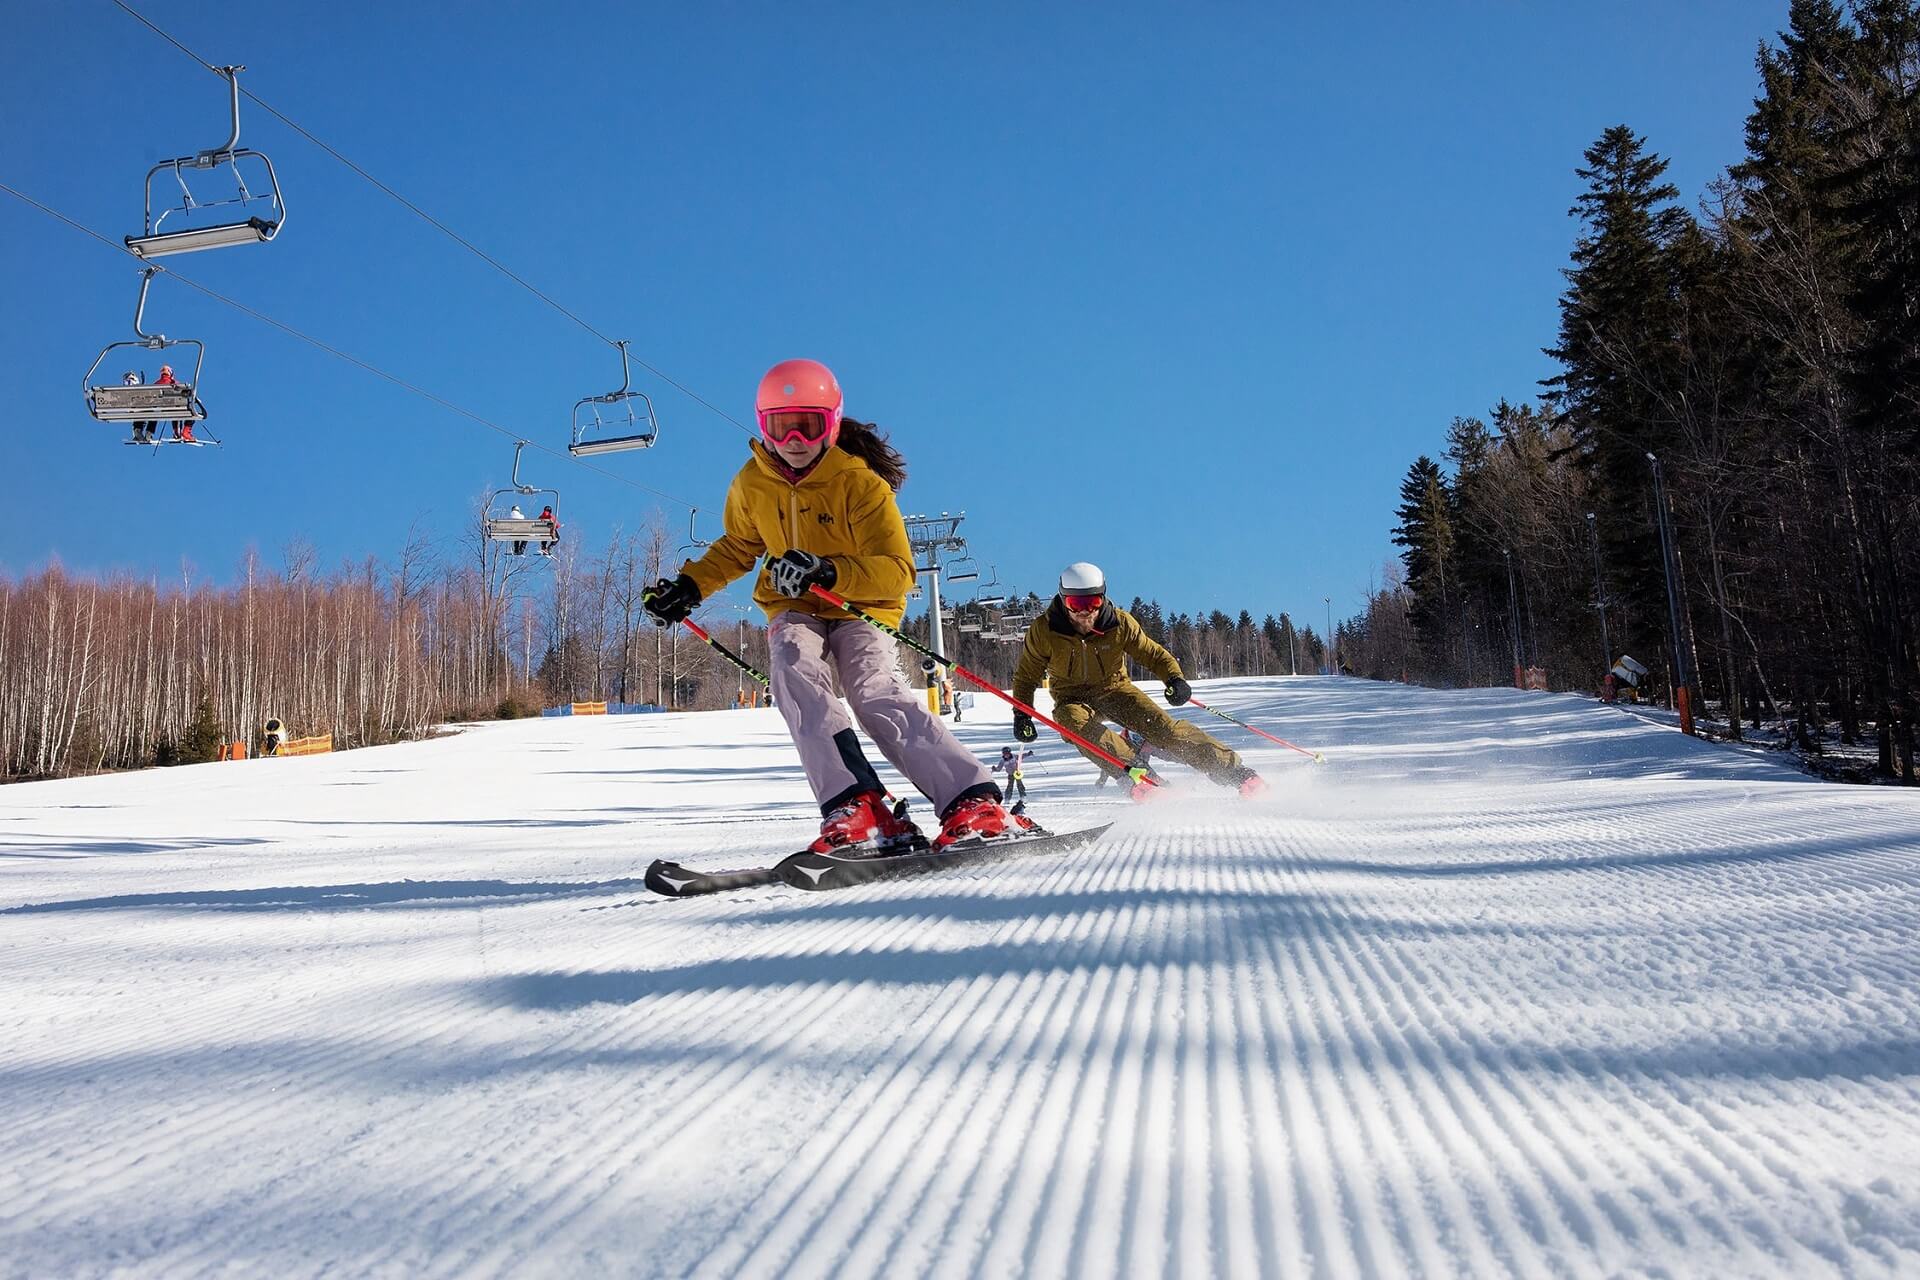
[{"left": 2, "top": 0, "right": 1788, "bottom": 626}]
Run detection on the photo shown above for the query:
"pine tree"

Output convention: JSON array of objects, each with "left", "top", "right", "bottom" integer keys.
[
  {"left": 1391, "top": 456, "right": 1456, "bottom": 670},
  {"left": 180, "top": 691, "right": 223, "bottom": 764},
  {"left": 1830, "top": 0, "right": 1920, "bottom": 777},
  {"left": 1545, "top": 125, "right": 1691, "bottom": 657}
]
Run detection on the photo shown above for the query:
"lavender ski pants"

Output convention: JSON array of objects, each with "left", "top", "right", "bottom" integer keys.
[{"left": 769, "top": 612, "right": 992, "bottom": 815}]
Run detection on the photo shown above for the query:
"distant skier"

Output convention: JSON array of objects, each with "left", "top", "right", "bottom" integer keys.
[
  {"left": 507, "top": 504, "right": 528, "bottom": 556},
  {"left": 992, "top": 745, "right": 1028, "bottom": 808},
  {"left": 642, "top": 358, "right": 1034, "bottom": 854},
  {"left": 537, "top": 504, "right": 559, "bottom": 556},
  {"left": 1012, "top": 562, "right": 1266, "bottom": 798}
]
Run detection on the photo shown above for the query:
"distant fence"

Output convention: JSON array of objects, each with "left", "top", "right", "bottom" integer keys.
[
  {"left": 541, "top": 702, "right": 666, "bottom": 717},
  {"left": 278, "top": 733, "right": 334, "bottom": 756}
]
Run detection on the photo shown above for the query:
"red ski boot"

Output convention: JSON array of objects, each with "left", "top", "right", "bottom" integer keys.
[
  {"left": 806, "top": 791, "right": 922, "bottom": 855},
  {"left": 1236, "top": 772, "right": 1269, "bottom": 799},
  {"left": 934, "top": 795, "right": 1038, "bottom": 849}
]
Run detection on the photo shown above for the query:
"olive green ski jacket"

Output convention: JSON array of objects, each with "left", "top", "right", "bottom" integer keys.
[{"left": 1012, "top": 599, "right": 1184, "bottom": 705}]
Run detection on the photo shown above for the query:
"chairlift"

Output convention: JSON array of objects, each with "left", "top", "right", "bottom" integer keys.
[
  {"left": 483, "top": 441, "right": 561, "bottom": 557},
  {"left": 958, "top": 621, "right": 983, "bottom": 634},
  {"left": 968, "top": 563, "right": 1005, "bottom": 608},
  {"left": 126, "top": 67, "right": 285, "bottom": 258},
  {"left": 83, "top": 267, "right": 219, "bottom": 446},
  {"left": 672, "top": 506, "right": 710, "bottom": 556},
  {"left": 569, "top": 341, "right": 659, "bottom": 456},
  {"left": 945, "top": 555, "right": 979, "bottom": 584}
]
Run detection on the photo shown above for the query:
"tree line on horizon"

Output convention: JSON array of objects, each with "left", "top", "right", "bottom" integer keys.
[
  {"left": 1355, "top": 0, "right": 1919, "bottom": 782},
  {"left": 1, "top": 518, "right": 1333, "bottom": 779}
]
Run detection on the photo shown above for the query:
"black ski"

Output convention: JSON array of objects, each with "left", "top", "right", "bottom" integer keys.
[
  {"left": 643, "top": 860, "right": 784, "bottom": 897},
  {"left": 775, "top": 822, "right": 1113, "bottom": 892},
  {"left": 645, "top": 836, "right": 931, "bottom": 898}
]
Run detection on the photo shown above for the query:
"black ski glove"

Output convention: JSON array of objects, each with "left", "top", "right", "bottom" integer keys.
[
  {"left": 767, "top": 550, "right": 837, "bottom": 598},
  {"left": 643, "top": 573, "right": 700, "bottom": 625},
  {"left": 1013, "top": 711, "right": 1038, "bottom": 743},
  {"left": 1165, "top": 676, "right": 1192, "bottom": 706}
]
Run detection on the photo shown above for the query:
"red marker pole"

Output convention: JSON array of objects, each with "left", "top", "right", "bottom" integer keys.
[{"left": 1185, "top": 696, "right": 1325, "bottom": 763}]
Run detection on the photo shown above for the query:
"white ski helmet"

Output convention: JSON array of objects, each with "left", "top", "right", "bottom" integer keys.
[{"left": 1059, "top": 562, "right": 1105, "bottom": 595}]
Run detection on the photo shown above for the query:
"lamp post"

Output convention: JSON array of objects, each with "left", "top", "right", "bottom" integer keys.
[
  {"left": 1324, "top": 597, "right": 1333, "bottom": 674},
  {"left": 1585, "top": 511, "right": 1611, "bottom": 682},
  {"left": 1646, "top": 452, "right": 1695, "bottom": 735},
  {"left": 1503, "top": 548, "right": 1524, "bottom": 689}
]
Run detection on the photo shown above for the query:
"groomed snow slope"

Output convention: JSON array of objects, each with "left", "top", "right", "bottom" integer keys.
[{"left": 4, "top": 677, "right": 1920, "bottom": 1278}]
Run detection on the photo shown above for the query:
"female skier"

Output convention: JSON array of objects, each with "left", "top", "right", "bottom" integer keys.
[{"left": 643, "top": 358, "right": 1032, "bottom": 853}]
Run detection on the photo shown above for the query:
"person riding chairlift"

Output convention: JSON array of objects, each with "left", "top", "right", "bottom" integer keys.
[{"left": 155, "top": 364, "right": 194, "bottom": 443}]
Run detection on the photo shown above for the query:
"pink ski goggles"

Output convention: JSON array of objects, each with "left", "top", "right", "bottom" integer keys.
[{"left": 759, "top": 407, "right": 841, "bottom": 447}]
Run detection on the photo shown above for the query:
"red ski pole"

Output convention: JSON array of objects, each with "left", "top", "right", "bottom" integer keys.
[
  {"left": 807, "top": 584, "right": 1158, "bottom": 786},
  {"left": 1185, "top": 696, "right": 1325, "bottom": 763}
]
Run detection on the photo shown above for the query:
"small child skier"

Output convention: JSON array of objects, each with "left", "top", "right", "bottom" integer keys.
[
  {"left": 992, "top": 745, "right": 1029, "bottom": 811},
  {"left": 643, "top": 359, "right": 1035, "bottom": 854}
]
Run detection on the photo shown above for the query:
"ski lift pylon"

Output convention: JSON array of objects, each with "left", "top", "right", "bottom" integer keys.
[
  {"left": 83, "top": 267, "right": 218, "bottom": 444},
  {"left": 125, "top": 67, "right": 285, "bottom": 259},
  {"left": 569, "top": 341, "right": 659, "bottom": 456}
]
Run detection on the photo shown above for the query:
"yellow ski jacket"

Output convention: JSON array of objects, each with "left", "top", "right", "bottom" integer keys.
[{"left": 680, "top": 443, "right": 915, "bottom": 626}]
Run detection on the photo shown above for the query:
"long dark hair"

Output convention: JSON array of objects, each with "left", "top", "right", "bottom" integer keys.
[{"left": 836, "top": 417, "right": 908, "bottom": 492}]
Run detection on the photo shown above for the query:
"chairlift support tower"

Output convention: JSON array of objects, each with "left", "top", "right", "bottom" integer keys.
[{"left": 903, "top": 511, "right": 971, "bottom": 691}]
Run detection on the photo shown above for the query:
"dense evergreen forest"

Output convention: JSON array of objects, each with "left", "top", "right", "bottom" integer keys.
[{"left": 1352, "top": 0, "right": 1919, "bottom": 782}]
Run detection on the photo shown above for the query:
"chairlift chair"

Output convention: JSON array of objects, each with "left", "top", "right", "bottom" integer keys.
[
  {"left": 483, "top": 442, "right": 561, "bottom": 555},
  {"left": 83, "top": 267, "right": 218, "bottom": 445},
  {"left": 125, "top": 67, "right": 285, "bottom": 259},
  {"left": 945, "top": 555, "right": 979, "bottom": 584},
  {"left": 569, "top": 341, "right": 659, "bottom": 456}
]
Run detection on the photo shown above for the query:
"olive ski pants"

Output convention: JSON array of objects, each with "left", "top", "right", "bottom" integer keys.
[
  {"left": 770, "top": 612, "right": 995, "bottom": 816},
  {"left": 1052, "top": 684, "right": 1247, "bottom": 785}
]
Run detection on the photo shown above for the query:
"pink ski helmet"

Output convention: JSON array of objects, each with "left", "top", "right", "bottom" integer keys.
[{"left": 756, "top": 358, "right": 844, "bottom": 450}]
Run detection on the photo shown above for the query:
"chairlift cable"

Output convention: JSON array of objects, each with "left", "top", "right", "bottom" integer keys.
[
  {"left": 106, "top": 0, "right": 755, "bottom": 440},
  {"left": 0, "top": 180, "right": 697, "bottom": 510}
]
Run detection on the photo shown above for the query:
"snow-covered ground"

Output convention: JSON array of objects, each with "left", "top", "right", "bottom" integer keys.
[{"left": 5, "top": 676, "right": 1920, "bottom": 1278}]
